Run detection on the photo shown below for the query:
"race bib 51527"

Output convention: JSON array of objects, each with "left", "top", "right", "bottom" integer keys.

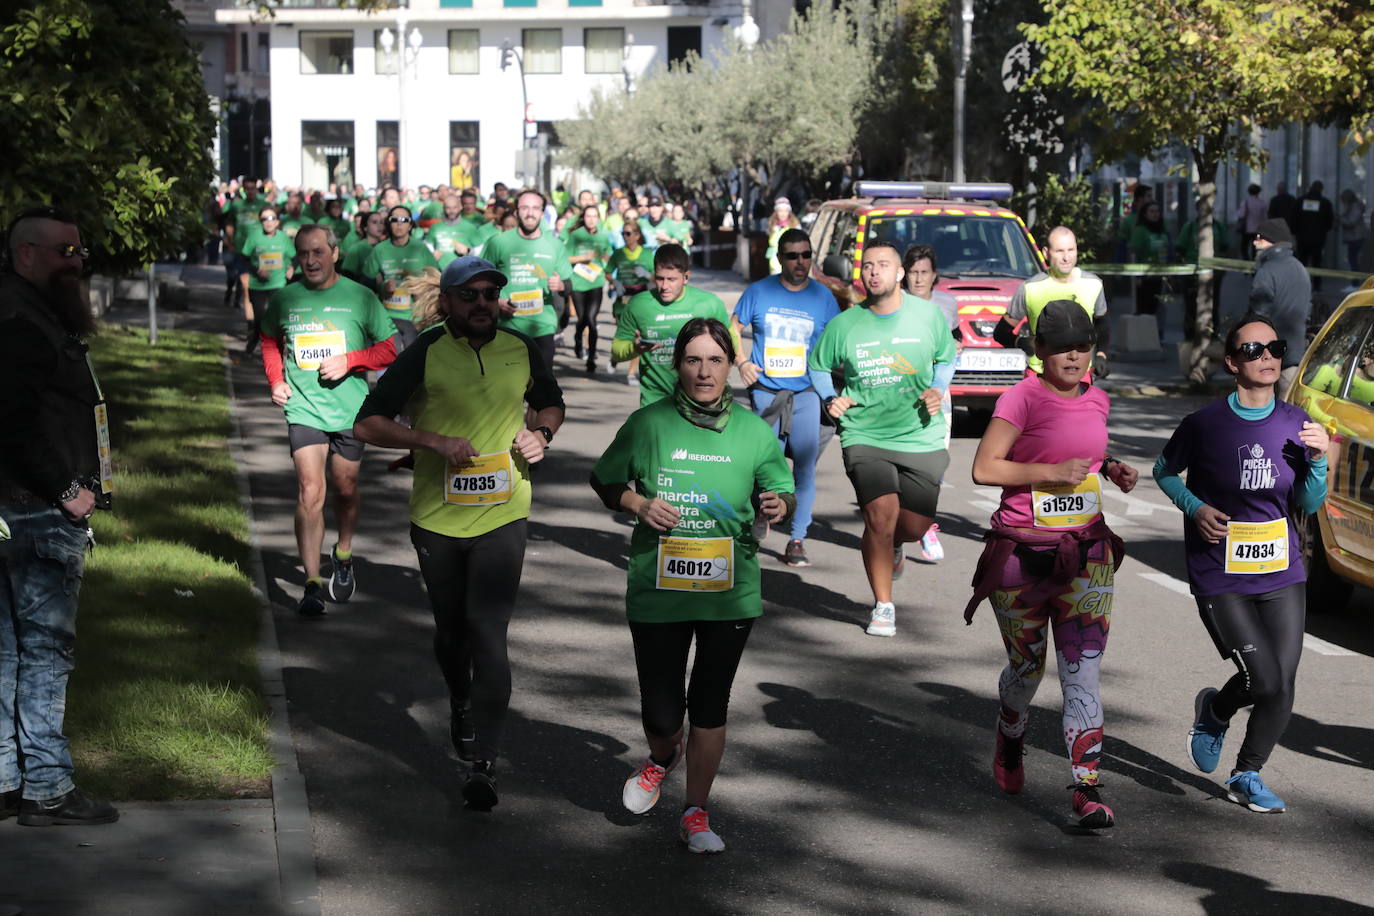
[{"left": 763, "top": 342, "right": 807, "bottom": 378}]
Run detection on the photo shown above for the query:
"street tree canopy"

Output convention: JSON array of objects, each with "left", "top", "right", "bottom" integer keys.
[
  {"left": 1, "top": 0, "right": 216, "bottom": 274},
  {"left": 1024, "top": 0, "right": 1367, "bottom": 369}
]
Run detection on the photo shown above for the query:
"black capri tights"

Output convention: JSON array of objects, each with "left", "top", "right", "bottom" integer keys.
[
  {"left": 1197, "top": 582, "right": 1305, "bottom": 772},
  {"left": 629, "top": 618, "right": 755, "bottom": 736},
  {"left": 572, "top": 288, "right": 604, "bottom": 358},
  {"left": 410, "top": 520, "right": 527, "bottom": 761}
]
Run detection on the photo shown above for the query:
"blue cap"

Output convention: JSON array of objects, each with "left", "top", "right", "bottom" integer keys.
[{"left": 440, "top": 256, "right": 507, "bottom": 291}]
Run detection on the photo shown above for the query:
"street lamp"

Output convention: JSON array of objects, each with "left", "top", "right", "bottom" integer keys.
[
  {"left": 952, "top": 0, "right": 973, "bottom": 182},
  {"left": 380, "top": 19, "right": 423, "bottom": 189}
]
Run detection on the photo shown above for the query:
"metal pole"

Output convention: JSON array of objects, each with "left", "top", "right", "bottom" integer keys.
[
  {"left": 952, "top": 0, "right": 973, "bottom": 182},
  {"left": 146, "top": 263, "right": 158, "bottom": 346},
  {"left": 396, "top": 15, "right": 408, "bottom": 189}
]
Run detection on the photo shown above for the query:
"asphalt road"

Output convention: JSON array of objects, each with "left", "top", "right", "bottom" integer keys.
[{"left": 226, "top": 313, "right": 1374, "bottom": 916}]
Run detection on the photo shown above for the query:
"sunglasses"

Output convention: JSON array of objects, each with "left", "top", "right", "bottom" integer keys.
[
  {"left": 781, "top": 251, "right": 814, "bottom": 261},
  {"left": 260, "top": 215, "right": 279, "bottom": 222},
  {"left": 25, "top": 242, "right": 90, "bottom": 259},
  {"left": 1232, "top": 339, "right": 1287, "bottom": 361},
  {"left": 449, "top": 287, "right": 502, "bottom": 302},
  {"left": 389, "top": 216, "right": 412, "bottom": 224}
]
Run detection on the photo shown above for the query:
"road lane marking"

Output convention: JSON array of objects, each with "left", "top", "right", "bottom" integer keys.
[
  {"left": 1138, "top": 572, "right": 1193, "bottom": 596},
  {"left": 1302, "top": 634, "right": 1359, "bottom": 657}
]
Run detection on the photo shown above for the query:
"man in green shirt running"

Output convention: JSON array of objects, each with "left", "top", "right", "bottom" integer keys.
[
  {"left": 258, "top": 224, "right": 399, "bottom": 617},
  {"left": 995, "top": 226, "right": 1110, "bottom": 377},
  {"left": 221, "top": 178, "right": 268, "bottom": 314},
  {"left": 611, "top": 244, "right": 733, "bottom": 407},
  {"left": 807, "top": 240, "right": 956, "bottom": 638},
  {"left": 427, "top": 194, "right": 486, "bottom": 269},
  {"left": 483, "top": 188, "right": 572, "bottom": 370}
]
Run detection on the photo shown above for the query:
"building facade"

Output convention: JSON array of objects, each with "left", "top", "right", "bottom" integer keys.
[{"left": 215, "top": 0, "right": 776, "bottom": 194}]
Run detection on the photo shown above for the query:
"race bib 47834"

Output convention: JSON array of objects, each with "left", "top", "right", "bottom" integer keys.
[{"left": 1224, "top": 518, "right": 1289, "bottom": 575}]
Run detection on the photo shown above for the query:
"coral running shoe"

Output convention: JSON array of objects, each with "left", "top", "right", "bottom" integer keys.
[
  {"left": 866, "top": 602, "right": 896, "bottom": 637},
  {"left": 920, "top": 524, "right": 944, "bottom": 562},
  {"left": 622, "top": 744, "right": 682, "bottom": 814},
  {"left": 993, "top": 728, "right": 1025, "bottom": 794},
  {"left": 679, "top": 806, "right": 725, "bottom": 854},
  {"left": 1069, "top": 782, "right": 1115, "bottom": 829}
]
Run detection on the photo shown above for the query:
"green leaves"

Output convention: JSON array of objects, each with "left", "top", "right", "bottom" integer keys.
[{"left": 0, "top": 0, "right": 215, "bottom": 275}]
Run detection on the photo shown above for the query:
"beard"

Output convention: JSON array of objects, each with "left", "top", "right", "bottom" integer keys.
[
  {"left": 445, "top": 309, "right": 497, "bottom": 342},
  {"left": 46, "top": 269, "right": 95, "bottom": 338}
]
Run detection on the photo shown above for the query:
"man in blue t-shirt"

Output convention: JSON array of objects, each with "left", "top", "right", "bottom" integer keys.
[{"left": 731, "top": 227, "right": 841, "bottom": 568}]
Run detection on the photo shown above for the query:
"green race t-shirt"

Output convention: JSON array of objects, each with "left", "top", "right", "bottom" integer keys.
[
  {"left": 607, "top": 246, "right": 655, "bottom": 295},
  {"left": 807, "top": 293, "right": 957, "bottom": 452},
  {"left": 259, "top": 277, "right": 397, "bottom": 432},
  {"left": 363, "top": 237, "right": 439, "bottom": 322},
  {"left": 482, "top": 229, "right": 573, "bottom": 339},
  {"left": 613, "top": 285, "right": 731, "bottom": 407},
  {"left": 227, "top": 197, "right": 268, "bottom": 254},
  {"left": 427, "top": 219, "right": 486, "bottom": 269},
  {"left": 242, "top": 231, "right": 295, "bottom": 291},
  {"left": 563, "top": 227, "right": 612, "bottom": 292},
  {"left": 341, "top": 239, "right": 379, "bottom": 276},
  {"left": 592, "top": 399, "right": 794, "bottom": 623}
]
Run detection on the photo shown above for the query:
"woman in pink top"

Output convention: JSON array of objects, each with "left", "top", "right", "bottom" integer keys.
[{"left": 968, "top": 300, "right": 1140, "bottom": 830}]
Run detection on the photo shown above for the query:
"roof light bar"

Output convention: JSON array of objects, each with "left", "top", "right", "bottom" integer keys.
[{"left": 855, "top": 181, "right": 1014, "bottom": 201}]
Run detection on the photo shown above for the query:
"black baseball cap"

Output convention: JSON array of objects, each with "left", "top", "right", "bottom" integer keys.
[{"left": 1035, "top": 299, "right": 1095, "bottom": 352}]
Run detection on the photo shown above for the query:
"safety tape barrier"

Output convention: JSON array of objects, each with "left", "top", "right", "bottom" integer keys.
[{"left": 1081, "top": 259, "right": 1373, "bottom": 282}]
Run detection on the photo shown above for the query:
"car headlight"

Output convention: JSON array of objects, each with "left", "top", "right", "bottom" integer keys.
[{"left": 970, "top": 320, "right": 998, "bottom": 337}]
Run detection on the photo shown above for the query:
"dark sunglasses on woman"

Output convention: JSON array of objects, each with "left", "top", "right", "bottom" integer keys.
[{"left": 1232, "top": 339, "right": 1287, "bottom": 361}]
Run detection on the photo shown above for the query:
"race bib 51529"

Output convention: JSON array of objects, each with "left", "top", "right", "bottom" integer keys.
[{"left": 1031, "top": 473, "right": 1102, "bottom": 529}]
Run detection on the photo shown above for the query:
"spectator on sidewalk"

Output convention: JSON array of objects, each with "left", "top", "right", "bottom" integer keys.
[
  {"left": 0, "top": 205, "right": 119, "bottom": 826},
  {"left": 1338, "top": 189, "right": 1366, "bottom": 274},
  {"left": 1267, "top": 181, "right": 1298, "bottom": 233},
  {"left": 1248, "top": 218, "right": 1311, "bottom": 394},
  {"left": 1295, "top": 181, "right": 1335, "bottom": 282},
  {"left": 1236, "top": 184, "right": 1266, "bottom": 260},
  {"left": 1130, "top": 200, "right": 1172, "bottom": 338}
]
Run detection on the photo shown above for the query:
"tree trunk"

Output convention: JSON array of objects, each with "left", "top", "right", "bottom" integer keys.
[{"left": 1187, "top": 147, "right": 1220, "bottom": 384}]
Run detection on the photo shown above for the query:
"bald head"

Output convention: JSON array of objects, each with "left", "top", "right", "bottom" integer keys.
[
  {"left": 9, "top": 212, "right": 82, "bottom": 286},
  {"left": 1044, "top": 226, "right": 1079, "bottom": 277}
]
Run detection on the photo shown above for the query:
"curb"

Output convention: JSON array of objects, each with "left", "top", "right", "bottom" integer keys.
[{"left": 222, "top": 350, "right": 323, "bottom": 916}]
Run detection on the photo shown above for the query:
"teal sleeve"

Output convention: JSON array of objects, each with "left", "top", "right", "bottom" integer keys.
[
  {"left": 1296, "top": 456, "right": 1329, "bottom": 515},
  {"left": 1153, "top": 453, "right": 1204, "bottom": 518},
  {"left": 932, "top": 362, "right": 955, "bottom": 391}
]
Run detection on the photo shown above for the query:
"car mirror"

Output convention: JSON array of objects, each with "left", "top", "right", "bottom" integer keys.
[{"left": 822, "top": 254, "right": 850, "bottom": 281}]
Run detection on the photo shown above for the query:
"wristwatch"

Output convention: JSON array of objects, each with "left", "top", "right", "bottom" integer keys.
[
  {"left": 534, "top": 425, "right": 554, "bottom": 444},
  {"left": 57, "top": 479, "right": 83, "bottom": 504}
]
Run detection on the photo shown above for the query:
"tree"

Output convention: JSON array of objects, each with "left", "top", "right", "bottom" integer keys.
[
  {"left": 1024, "top": 0, "right": 1362, "bottom": 380},
  {"left": 1, "top": 0, "right": 217, "bottom": 274}
]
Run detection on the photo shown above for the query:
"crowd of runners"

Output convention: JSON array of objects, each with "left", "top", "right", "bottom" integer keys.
[{"left": 233, "top": 177, "right": 1327, "bottom": 853}]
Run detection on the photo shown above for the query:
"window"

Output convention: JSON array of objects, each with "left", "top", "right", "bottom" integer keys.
[
  {"left": 583, "top": 28, "right": 622, "bottom": 74},
  {"left": 667, "top": 26, "right": 701, "bottom": 66},
  {"left": 865, "top": 215, "right": 1038, "bottom": 278},
  {"left": 301, "top": 121, "right": 355, "bottom": 191},
  {"left": 569, "top": 0, "right": 602, "bottom": 5},
  {"left": 1301, "top": 306, "right": 1374, "bottom": 399},
  {"left": 450, "top": 122, "right": 480, "bottom": 190},
  {"left": 239, "top": 32, "right": 250, "bottom": 73},
  {"left": 300, "top": 31, "right": 353, "bottom": 75},
  {"left": 377, "top": 121, "right": 400, "bottom": 189},
  {"left": 440, "top": 0, "right": 473, "bottom": 6},
  {"left": 374, "top": 30, "right": 398, "bottom": 75},
  {"left": 448, "top": 29, "right": 479, "bottom": 74},
  {"left": 523, "top": 28, "right": 561, "bottom": 74},
  {"left": 257, "top": 33, "right": 270, "bottom": 73},
  {"left": 505, "top": 0, "right": 537, "bottom": 6}
]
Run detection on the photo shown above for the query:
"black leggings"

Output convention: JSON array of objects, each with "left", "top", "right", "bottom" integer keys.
[
  {"left": 1196, "top": 583, "right": 1305, "bottom": 772},
  {"left": 410, "top": 520, "right": 527, "bottom": 761},
  {"left": 629, "top": 618, "right": 755, "bottom": 736},
  {"left": 572, "top": 288, "right": 604, "bottom": 359}
]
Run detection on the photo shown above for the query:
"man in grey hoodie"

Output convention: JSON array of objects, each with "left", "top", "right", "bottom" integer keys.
[{"left": 1248, "top": 217, "right": 1312, "bottom": 394}]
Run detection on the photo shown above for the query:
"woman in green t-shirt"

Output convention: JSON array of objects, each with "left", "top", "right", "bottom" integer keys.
[
  {"left": 607, "top": 219, "right": 655, "bottom": 385},
  {"left": 591, "top": 317, "right": 795, "bottom": 854},
  {"left": 564, "top": 205, "right": 612, "bottom": 373},
  {"left": 241, "top": 205, "right": 295, "bottom": 354}
]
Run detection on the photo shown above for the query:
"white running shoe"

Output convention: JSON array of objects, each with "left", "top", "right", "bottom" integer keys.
[
  {"left": 866, "top": 602, "right": 896, "bottom": 637},
  {"left": 920, "top": 524, "right": 944, "bottom": 562},
  {"left": 679, "top": 806, "right": 725, "bottom": 854},
  {"left": 622, "top": 743, "right": 682, "bottom": 814}
]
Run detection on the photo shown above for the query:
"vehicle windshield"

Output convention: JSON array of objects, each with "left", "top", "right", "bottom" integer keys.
[{"left": 865, "top": 214, "right": 1039, "bottom": 279}]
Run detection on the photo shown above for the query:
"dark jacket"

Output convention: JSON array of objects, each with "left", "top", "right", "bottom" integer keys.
[
  {"left": 1248, "top": 244, "right": 1312, "bottom": 368},
  {"left": 0, "top": 272, "right": 109, "bottom": 507},
  {"left": 1295, "top": 192, "right": 1335, "bottom": 245},
  {"left": 1267, "top": 192, "right": 1298, "bottom": 232}
]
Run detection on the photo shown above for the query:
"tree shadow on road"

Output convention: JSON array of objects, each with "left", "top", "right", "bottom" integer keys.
[
  {"left": 503, "top": 711, "right": 632, "bottom": 820},
  {"left": 1280, "top": 712, "right": 1374, "bottom": 771},
  {"left": 1162, "top": 861, "right": 1374, "bottom": 914}
]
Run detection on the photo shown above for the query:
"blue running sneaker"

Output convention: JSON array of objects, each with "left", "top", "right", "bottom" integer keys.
[
  {"left": 1225, "top": 770, "right": 1285, "bottom": 813},
  {"left": 1187, "top": 687, "right": 1227, "bottom": 773}
]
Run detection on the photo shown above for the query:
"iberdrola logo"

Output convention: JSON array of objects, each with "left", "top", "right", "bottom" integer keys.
[{"left": 671, "top": 448, "right": 688, "bottom": 460}]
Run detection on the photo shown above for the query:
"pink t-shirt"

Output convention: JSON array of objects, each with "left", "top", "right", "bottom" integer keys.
[{"left": 989, "top": 377, "right": 1110, "bottom": 530}]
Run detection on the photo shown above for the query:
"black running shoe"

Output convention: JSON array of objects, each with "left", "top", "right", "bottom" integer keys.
[
  {"left": 463, "top": 760, "right": 498, "bottom": 811},
  {"left": 298, "top": 581, "right": 327, "bottom": 618},
  {"left": 327, "top": 546, "right": 355, "bottom": 602}
]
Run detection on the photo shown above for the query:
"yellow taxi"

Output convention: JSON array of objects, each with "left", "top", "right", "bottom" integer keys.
[
  {"left": 807, "top": 181, "right": 1046, "bottom": 410},
  {"left": 1286, "top": 278, "right": 1374, "bottom": 609}
]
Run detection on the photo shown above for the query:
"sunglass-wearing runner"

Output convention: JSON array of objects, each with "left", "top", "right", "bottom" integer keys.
[
  {"left": 1154, "top": 312, "right": 1329, "bottom": 814},
  {"left": 967, "top": 300, "right": 1139, "bottom": 829}
]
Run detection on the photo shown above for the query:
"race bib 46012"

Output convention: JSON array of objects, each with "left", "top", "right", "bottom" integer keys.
[{"left": 656, "top": 536, "right": 734, "bottom": 592}]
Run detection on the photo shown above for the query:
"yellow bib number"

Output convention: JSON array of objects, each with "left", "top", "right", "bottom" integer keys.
[
  {"left": 445, "top": 452, "right": 513, "bottom": 506},
  {"left": 1224, "top": 518, "right": 1289, "bottom": 575},
  {"left": 1031, "top": 474, "right": 1102, "bottom": 529},
  {"left": 656, "top": 537, "right": 734, "bottom": 592},
  {"left": 294, "top": 330, "right": 346, "bottom": 371},
  {"left": 384, "top": 290, "right": 412, "bottom": 312},
  {"left": 94, "top": 403, "right": 113, "bottom": 495},
  {"left": 510, "top": 288, "right": 544, "bottom": 317},
  {"left": 763, "top": 343, "right": 807, "bottom": 378},
  {"left": 258, "top": 250, "right": 284, "bottom": 271},
  {"left": 573, "top": 263, "right": 603, "bottom": 283}
]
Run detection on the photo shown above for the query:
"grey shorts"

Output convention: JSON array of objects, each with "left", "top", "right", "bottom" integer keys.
[
  {"left": 842, "top": 444, "right": 949, "bottom": 516},
  {"left": 288, "top": 423, "right": 365, "bottom": 462}
]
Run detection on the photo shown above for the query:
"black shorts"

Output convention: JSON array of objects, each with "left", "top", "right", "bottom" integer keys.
[
  {"left": 287, "top": 423, "right": 365, "bottom": 462},
  {"left": 842, "top": 444, "right": 948, "bottom": 516}
]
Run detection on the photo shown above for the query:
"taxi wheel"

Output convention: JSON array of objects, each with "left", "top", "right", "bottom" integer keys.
[{"left": 1302, "top": 513, "right": 1353, "bottom": 614}]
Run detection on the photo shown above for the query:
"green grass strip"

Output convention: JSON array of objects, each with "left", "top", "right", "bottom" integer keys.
[{"left": 67, "top": 324, "right": 271, "bottom": 800}]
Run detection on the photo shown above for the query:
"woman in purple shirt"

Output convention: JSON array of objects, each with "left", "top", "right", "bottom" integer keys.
[
  {"left": 969, "top": 301, "right": 1140, "bottom": 830},
  {"left": 1155, "top": 313, "right": 1328, "bottom": 814}
]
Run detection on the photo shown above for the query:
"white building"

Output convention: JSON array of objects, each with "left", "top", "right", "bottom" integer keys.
[{"left": 215, "top": 0, "right": 784, "bottom": 194}]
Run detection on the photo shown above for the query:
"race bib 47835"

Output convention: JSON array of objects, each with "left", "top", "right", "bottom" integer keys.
[{"left": 445, "top": 451, "right": 514, "bottom": 506}]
